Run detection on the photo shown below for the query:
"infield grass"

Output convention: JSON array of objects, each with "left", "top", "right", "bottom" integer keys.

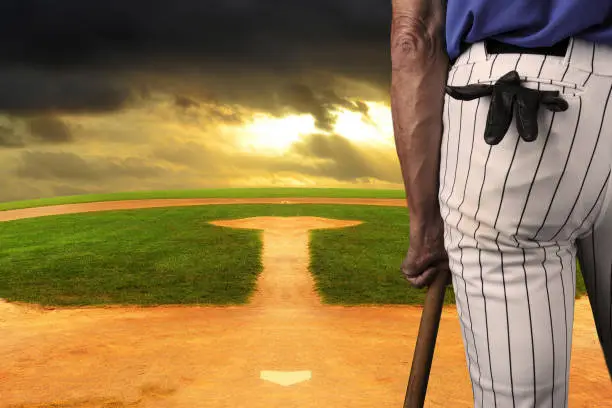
[{"left": 0, "top": 203, "right": 587, "bottom": 307}]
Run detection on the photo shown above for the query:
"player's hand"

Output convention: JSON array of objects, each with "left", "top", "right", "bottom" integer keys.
[{"left": 401, "top": 216, "right": 450, "bottom": 289}]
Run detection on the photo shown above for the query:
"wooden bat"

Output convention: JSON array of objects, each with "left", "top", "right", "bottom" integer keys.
[{"left": 403, "top": 268, "right": 451, "bottom": 408}]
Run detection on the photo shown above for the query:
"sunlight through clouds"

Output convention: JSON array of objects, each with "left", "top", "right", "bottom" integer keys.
[
  {"left": 233, "top": 101, "right": 394, "bottom": 154},
  {"left": 363, "top": 102, "right": 394, "bottom": 141},
  {"left": 332, "top": 102, "right": 394, "bottom": 147},
  {"left": 237, "top": 113, "right": 318, "bottom": 153},
  {"left": 0, "top": 95, "right": 402, "bottom": 202}
]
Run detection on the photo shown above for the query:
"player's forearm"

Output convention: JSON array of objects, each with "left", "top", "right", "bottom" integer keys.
[{"left": 390, "top": 0, "right": 449, "bottom": 227}]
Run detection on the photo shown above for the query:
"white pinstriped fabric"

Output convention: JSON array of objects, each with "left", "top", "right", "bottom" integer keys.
[{"left": 439, "top": 38, "right": 612, "bottom": 408}]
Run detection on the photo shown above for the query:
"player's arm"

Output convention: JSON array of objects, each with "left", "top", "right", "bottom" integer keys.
[{"left": 390, "top": 0, "right": 450, "bottom": 287}]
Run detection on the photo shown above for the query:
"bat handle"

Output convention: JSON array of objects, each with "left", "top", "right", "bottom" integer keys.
[{"left": 403, "top": 269, "right": 451, "bottom": 408}]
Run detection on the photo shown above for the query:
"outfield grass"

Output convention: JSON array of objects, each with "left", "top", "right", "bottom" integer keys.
[
  {"left": 0, "top": 187, "right": 406, "bottom": 211},
  {"left": 0, "top": 203, "right": 587, "bottom": 307}
]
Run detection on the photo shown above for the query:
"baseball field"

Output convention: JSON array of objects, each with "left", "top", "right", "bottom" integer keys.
[{"left": 0, "top": 187, "right": 609, "bottom": 407}]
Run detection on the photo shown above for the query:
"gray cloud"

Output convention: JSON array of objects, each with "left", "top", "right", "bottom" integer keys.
[
  {"left": 0, "top": 125, "right": 24, "bottom": 148},
  {"left": 0, "top": 130, "right": 401, "bottom": 202},
  {"left": 175, "top": 95, "right": 199, "bottom": 109},
  {"left": 16, "top": 151, "right": 168, "bottom": 181},
  {"left": 203, "top": 105, "right": 244, "bottom": 125},
  {"left": 288, "top": 133, "right": 400, "bottom": 182},
  {"left": 276, "top": 84, "right": 374, "bottom": 131},
  {"left": 151, "top": 133, "right": 401, "bottom": 184},
  {"left": 280, "top": 84, "right": 336, "bottom": 131},
  {"left": 27, "top": 117, "right": 73, "bottom": 143},
  {"left": 151, "top": 141, "right": 219, "bottom": 169},
  {"left": 290, "top": 133, "right": 375, "bottom": 179},
  {"left": 165, "top": 79, "right": 378, "bottom": 131}
]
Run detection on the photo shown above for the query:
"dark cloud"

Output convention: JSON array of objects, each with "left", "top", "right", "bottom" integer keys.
[
  {"left": 0, "top": 1, "right": 390, "bottom": 69},
  {"left": 290, "top": 133, "right": 381, "bottom": 181},
  {"left": 201, "top": 105, "right": 244, "bottom": 125},
  {"left": 16, "top": 151, "right": 168, "bottom": 181},
  {"left": 320, "top": 90, "right": 370, "bottom": 116},
  {"left": 171, "top": 97, "right": 245, "bottom": 127},
  {"left": 27, "top": 117, "right": 73, "bottom": 143},
  {"left": 280, "top": 84, "right": 333, "bottom": 131},
  {"left": 175, "top": 95, "right": 199, "bottom": 109},
  {"left": 263, "top": 83, "right": 374, "bottom": 130},
  {"left": 151, "top": 141, "right": 218, "bottom": 168},
  {"left": 0, "top": 68, "right": 131, "bottom": 115},
  {"left": 0, "top": 1, "right": 391, "bottom": 120},
  {"left": 0, "top": 125, "right": 24, "bottom": 148}
]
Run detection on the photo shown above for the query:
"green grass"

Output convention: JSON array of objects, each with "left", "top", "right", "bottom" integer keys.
[
  {"left": 0, "top": 187, "right": 406, "bottom": 211},
  {"left": 0, "top": 207, "right": 262, "bottom": 306},
  {"left": 0, "top": 204, "right": 587, "bottom": 307}
]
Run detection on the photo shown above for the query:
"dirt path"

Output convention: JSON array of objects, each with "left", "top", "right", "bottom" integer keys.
[
  {"left": 209, "top": 216, "right": 362, "bottom": 310},
  {"left": 0, "top": 199, "right": 610, "bottom": 407}
]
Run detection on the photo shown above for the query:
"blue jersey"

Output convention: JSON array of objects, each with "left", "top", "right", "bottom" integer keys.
[{"left": 446, "top": 0, "right": 612, "bottom": 60}]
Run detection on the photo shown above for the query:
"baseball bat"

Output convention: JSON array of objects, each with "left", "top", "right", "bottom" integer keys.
[{"left": 403, "top": 268, "right": 451, "bottom": 408}]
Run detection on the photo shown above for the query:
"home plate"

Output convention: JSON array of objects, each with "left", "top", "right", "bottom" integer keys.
[{"left": 260, "top": 370, "right": 312, "bottom": 386}]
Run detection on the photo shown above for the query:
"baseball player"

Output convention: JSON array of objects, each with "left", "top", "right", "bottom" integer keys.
[{"left": 390, "top": 0, "right": 612, "bottom": 407}]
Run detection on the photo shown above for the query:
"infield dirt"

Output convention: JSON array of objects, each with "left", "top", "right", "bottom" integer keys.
[{"left": 0, "top": 199, "right": 610, "bottom": 407}]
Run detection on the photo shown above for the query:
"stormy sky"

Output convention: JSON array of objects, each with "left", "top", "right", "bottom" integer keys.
[{"left": 0, "top": 0, "right": 401, "bottom": 203}]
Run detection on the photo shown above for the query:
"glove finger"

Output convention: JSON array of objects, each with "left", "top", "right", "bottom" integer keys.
[
  {"left": 484, "top": 88, "right": 515, "bottom": 145},
  {"left": 496, "top": 70, "right": 522, "bottom": 85},
  {"left": 446, "top": 84, "right": 493, "bottom": 101},
  {"left": 541, "top": 91, "right": 569, "bottom": 112},
  {"left": 515, "top": 88, "right": 542, "bottom": 142}
]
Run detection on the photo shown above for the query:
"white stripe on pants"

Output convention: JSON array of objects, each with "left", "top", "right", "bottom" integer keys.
[{"left": 440, "top": 38, "right": 612, "bottom": 408}]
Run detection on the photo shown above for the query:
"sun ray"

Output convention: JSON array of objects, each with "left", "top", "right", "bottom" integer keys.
[
  {"left": 237, "top": 113, "right": 318, "bottom": 152},
  {"left": 331, "top": 102, "right": 394, "bottom": 146},
  {"left": 234, "top": 101, "right": 393, "bottom": 153}
]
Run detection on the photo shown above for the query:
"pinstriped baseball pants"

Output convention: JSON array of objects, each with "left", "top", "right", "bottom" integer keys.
[{"left": 440, "top": 38, "right": 612, "bottom": 408}]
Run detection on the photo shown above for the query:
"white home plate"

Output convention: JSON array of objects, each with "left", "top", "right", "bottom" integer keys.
[{"left": 260, "top": 370, "right": 312, "bottom": 386}]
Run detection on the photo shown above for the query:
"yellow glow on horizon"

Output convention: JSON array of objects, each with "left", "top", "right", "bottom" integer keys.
[{"left": 235, "top": 101, "right": 394, "bottom": 153}]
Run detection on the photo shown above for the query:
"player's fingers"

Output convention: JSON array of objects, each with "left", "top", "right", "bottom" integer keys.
[{"left": 402, "top": 264, "right": 449, "bottom": 289}]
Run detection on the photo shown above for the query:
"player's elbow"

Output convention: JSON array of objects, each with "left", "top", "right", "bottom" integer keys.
[{"left": 390, "top": 15, "right": 444, "bottom": 71}]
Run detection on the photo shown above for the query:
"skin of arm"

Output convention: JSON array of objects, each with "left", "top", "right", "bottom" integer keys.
[{"left": 390, "top": 0, "right": 451, "bottom": 288}]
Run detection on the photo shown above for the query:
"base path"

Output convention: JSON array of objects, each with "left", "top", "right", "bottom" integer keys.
[
  {"left": 209, "top": 216, "right": 363, "bottom": 310},
  {"left": 0, "top": 197, "right": 406, "bottom": 222},
  {"left": 0, "top": 199, "right": 610, "bottom": 408}
]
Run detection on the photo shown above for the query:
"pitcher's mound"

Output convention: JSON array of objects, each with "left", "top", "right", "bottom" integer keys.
[{"left": 209, "top": 216, "right": 362, "bottom": 231}]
